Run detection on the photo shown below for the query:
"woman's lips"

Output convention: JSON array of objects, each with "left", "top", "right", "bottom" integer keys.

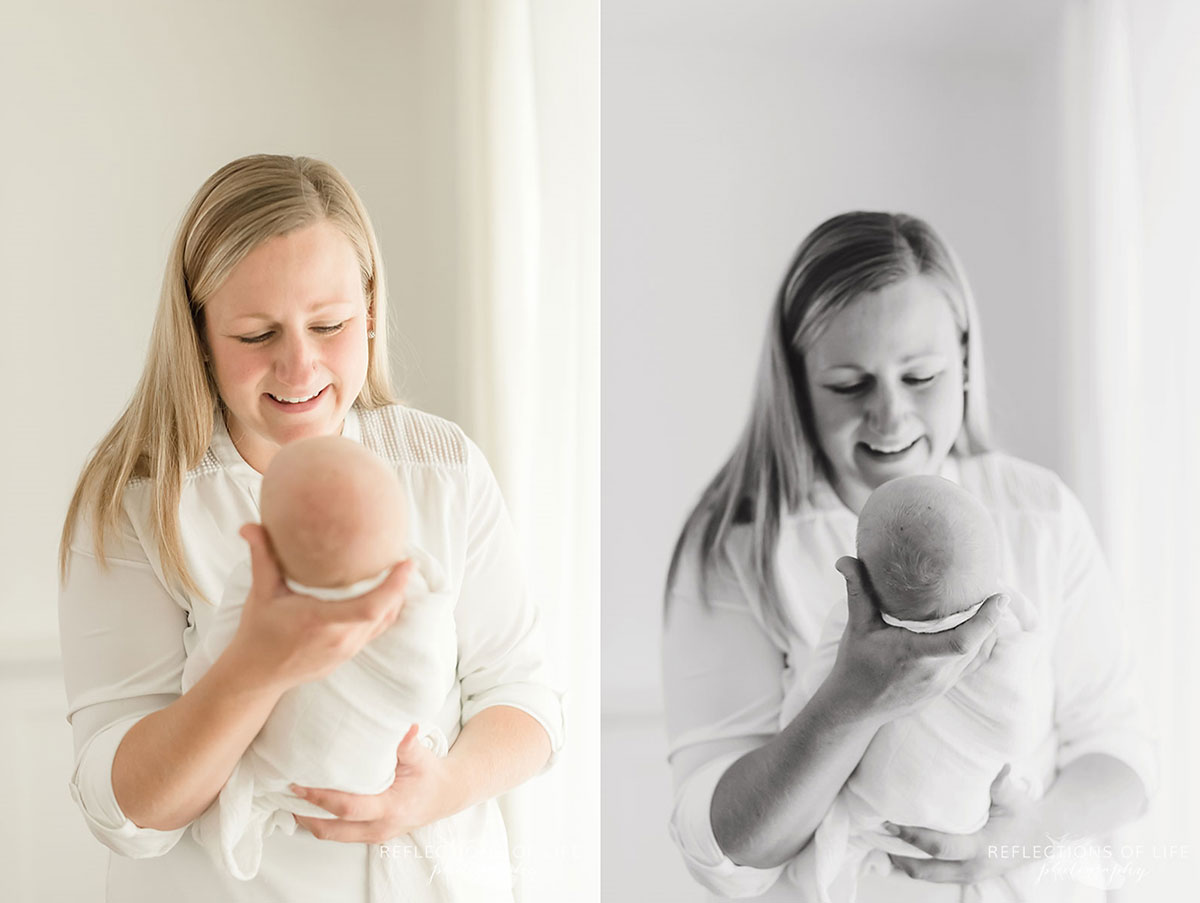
[
  {"left": 264, "top": 385, "right": 329, "bottom": 412},
  {"left": 856, "top": 436, "right": 922, "bottom": 460}
]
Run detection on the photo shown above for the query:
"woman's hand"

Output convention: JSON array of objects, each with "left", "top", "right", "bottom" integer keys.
[
  {"left": 826, "top": 556, "right": 1009, "bottom": 723},
  {"left": 225, "top": 523, "right": 413, "bottom": 693},
  {"left": 291, "top": 725, "right": 456, "bottom": 843},
  {"left": 885, "top": 765, "right": 1044, "bottom": 886}
]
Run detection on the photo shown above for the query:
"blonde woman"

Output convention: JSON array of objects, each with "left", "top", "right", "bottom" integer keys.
[
  {"left": 664, "top": 212, "right": 1154, "bottom": 901},
  {"left": 58, "top": 154, "right": 563, "bottom": 901}
]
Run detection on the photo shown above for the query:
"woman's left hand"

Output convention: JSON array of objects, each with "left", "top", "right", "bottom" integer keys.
[
  {"left": 886, "top": 765, "right": 1046, "bottom": 885},
  {"left": 291, "top": 725, "right": 457, "bottom": 843}
]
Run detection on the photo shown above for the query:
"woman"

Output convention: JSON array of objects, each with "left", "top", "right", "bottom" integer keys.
[
  {"left": 663, "top": 212, "right": 1154, "bottom": 901},
  {"left": 58, "top": 154, "right": 563, "bottom": 901}
]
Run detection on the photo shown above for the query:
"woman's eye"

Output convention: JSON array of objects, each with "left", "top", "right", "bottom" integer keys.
[
  {"left": 236, "top": 322, "right": 345, "bottom": 344},
  {"left": 904, "top": 374, "right": 937, "bottom": 386},
  {"left": 826, "top": 383, "right": 868, "bottom": 396}
]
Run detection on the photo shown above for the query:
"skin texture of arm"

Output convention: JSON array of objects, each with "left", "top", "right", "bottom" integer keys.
[
  {"left": 441, "top": 705, "right": 552, "bottom": 813},
  {"left": 112, "top": 643, "right": 286, "bottom": 831},
  {"left": 711, "top": 672, "right": 885, "bottom": 867}
]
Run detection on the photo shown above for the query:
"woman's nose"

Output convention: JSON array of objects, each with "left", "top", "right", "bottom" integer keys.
[
  {"left": 273, "top": 332, "right": 318, "bottom": 386},
  {"left": 866, "top": 382, "right": 909, "bottom": 435}
]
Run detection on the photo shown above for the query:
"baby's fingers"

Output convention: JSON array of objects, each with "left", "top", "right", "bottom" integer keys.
[{"left": 922, "top": 594, "right": 1008, "bottom": 658}]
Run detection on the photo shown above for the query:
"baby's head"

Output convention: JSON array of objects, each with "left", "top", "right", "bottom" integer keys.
[
  {"left": 260, "top": 436, "right": 406, "bottom": 590},
  {"left": 856, "top": 475, "right": 1000, "bottom": 624}
]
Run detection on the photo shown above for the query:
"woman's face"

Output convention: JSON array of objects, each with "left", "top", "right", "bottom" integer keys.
[
  {"left": 202, "top": 219, "right": 370, "bottom": 474},
  {"left": 802, "top": 274, "right": 966, "bottom": 514}
]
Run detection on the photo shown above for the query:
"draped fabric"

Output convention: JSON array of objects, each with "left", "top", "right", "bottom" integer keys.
[
  {"left": 454, "top": 1, "right": 599, "bottom": 899},
  {"left": 1060, "top": 1, "right": 1200, "bottom": 898}
]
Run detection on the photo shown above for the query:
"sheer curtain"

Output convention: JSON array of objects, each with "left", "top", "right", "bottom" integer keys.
[
  {"left": 1061, "top": 0, "right": 1200, "bottom": 898},
  {"left": 454, "top": 0, "right": 599, "bottom": 900}
]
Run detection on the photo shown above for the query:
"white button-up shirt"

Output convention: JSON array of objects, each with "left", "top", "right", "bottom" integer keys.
[
  {"left": 59, "top": 404, "right": 564, "bottom": 902},
  {"left": 664, "top": 452, "right": 1156, "bottom": 902}
]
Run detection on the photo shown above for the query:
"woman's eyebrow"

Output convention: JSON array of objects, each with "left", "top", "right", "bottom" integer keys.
[
  {"left": 821, "top": 353, "right": 947, "bottom": 374},
  {"left": 229, "top": 300, "right": 353, "bottom": 323}
]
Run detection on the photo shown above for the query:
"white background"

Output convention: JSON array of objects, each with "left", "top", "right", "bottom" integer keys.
[
  {"left": 600, "top": 1, "right": 1194, "bottom": 899},
  {"left": 0, "top": 1, "right": 597, "bottom": 899}
]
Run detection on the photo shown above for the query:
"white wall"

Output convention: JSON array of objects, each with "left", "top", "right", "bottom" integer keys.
[
  {"left": 0, "top": 0, "right": 467, "bottom": 644},
  {"left": 0, "top": 1, "right": 498, "bottom": 899},
  {"left": 602, "top": 1, "right": 1069, "bottom": 897}
]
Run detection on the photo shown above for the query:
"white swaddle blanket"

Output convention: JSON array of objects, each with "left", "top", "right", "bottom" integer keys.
[
  {"left": 781, "top": 591, "right": 1048, "bottom": 903},
  {"left": 181, "top": 547, "right": 466, "bottom": 900}
]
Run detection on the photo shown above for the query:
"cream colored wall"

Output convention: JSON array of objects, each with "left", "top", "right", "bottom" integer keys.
[
  {"left": 0, "top": 0, "right": 465, "bottom": 644},
  {"left": 0, "top": 2, "right": 465, "bottom": 899}
]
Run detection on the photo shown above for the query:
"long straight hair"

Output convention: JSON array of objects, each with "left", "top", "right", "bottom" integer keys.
[
  {"left": 59, "top": 155, "right": 399, "bottom": 599},
  {"left": 666, "top": 212, "right": 993, "bottom": 640}
]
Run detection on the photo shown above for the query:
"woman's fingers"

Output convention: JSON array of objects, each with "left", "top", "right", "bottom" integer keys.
[
  {"left": 326, "top": 560, "right": 413, "bottom": 625},
  {"left": 919, "top": 594, "right": 1007, "bottom": 658},
  {"left": 240, "top": 522, "right": 284, "bottom": 597},
  {"left": 835, "top": 556, "right": 882, "bottom": 631},
  {"left": 294, "top": 813, "right": 404, "bottom": 844},
  {"left": 961, "top": 631, "right": 998, "bottom": 677},
  {"left": 888, "top": 853, "right": 979, "bottom": 883},
  {"left": 885, "top": 822, "right": 976, "bottom": 861},
  {"left": 396, "top": 723, "right": 420, "bottom": 758},
  {"left": 290, "top": 784, "right": 382, "bottom": 821}
]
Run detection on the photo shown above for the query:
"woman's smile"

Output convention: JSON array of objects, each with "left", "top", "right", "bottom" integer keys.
[
  {"left": 201, "top": 220, "right": 371, "bottom": 473},
  {"left": 264, "top": 385, "right": 330, "bottom": 411},
  {"left": 802, "top": 274, "right": 966, "bottom": 513}
]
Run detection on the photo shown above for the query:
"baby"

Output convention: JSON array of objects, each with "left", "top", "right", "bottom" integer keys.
[
  {"left": 782, "top": 475, "right": 1046, "bottom": 902},
  {"left": 181, "top": 436, "right": 462, "bottom": 896},
  {"left": 857, "top": 474, "right": 1001, "bottom": 635}
]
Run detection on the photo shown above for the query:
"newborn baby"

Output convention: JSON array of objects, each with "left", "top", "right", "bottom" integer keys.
[
  {"left": 181, "top": 436, "right": 461, "bottom": 896},
  {"left": 781, "top": 475, "right": 1047, "bottom": 902},
  {"left": 857, "top": 473, "right": 1000, "bottom": 634}
]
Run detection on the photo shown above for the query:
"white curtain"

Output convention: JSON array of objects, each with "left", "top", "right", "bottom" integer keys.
[
  {"left": 1061, "top": 0, "right": 1200, "bottom": 898},
  {"left": 455, "top": 1, "right": 599, "bottom": 900}
]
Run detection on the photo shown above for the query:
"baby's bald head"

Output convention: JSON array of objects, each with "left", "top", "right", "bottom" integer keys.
[
  {"left": 856, "top": 475, "right": 1000, "bottom": 622},
  {"left": 260, "top": 436, "right": 407, "bottom": 589}
]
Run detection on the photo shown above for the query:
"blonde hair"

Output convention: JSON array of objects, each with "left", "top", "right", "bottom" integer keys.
[
  {"left": 58, "top": 154, "right": 398, "bottom": 599},
  {"left": 666, "top": 212, "right": 993, "bottom": 640}
]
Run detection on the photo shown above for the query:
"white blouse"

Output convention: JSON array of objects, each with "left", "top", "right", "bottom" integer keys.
[
  {"left": 58, "top": 404, "right": 565, "bottom": 902},
  {"left": 663, "top": 452, "right": 1156, "bottom": 902}
]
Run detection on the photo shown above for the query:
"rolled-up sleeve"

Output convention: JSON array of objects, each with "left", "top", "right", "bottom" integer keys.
[
  {"left": 454, "top": 439, "right": 565, "bottom": 767},
  {"left": 58, "top": 507, "right": 190, "bottom": 858},
  {"left": 1051, "top": 483, "right": 1158, "bottom": 800},
  {"left": 662, "top": 539, "right": 789, "bottom": 898}
]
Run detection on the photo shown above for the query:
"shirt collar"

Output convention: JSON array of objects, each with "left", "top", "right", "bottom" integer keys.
[
  {"left": 806, "top": 453, "right": 964, "bottom": 515},
  {"left": 209, "top": 404, "right": 364, "bottom": 489}
]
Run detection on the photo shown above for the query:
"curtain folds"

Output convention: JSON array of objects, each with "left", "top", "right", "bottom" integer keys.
[
  {"left": 1061, "top": 1, "right": 1200, "bottom": 899},
  {"left": 455, "top": 1, "right": 599, "bottom": 900}
]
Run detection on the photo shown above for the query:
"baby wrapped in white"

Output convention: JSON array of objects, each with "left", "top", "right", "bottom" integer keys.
[
  {"left": 782, "top": 475, "right": 1047, "bottom": 902},
  {"left": 180, "top": 436, "right": 462, "bottom": 898}
]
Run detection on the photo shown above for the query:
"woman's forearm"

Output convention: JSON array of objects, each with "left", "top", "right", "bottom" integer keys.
[
  {"left": 441, "top": 705, "right": 552, "bottom": 815},
  {"left": 1033, "top": 754, "right": 1148, "bottom": 841},
  {"left": 112, "top": 647, "right": 285, "bottom": 831},
  {"left": 711, "top": 678, "right": 884, "bottom": 869}
]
